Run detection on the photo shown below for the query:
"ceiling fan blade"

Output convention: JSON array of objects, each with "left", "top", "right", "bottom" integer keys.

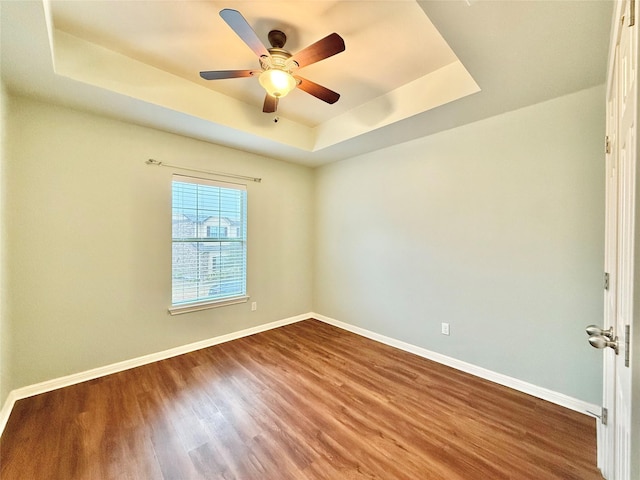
[
  {"left": 263, "top": 94, "right": 279, "bottom": 113},
  {"left": 200, "top": 70, "right": 260, "bottom": 80},
  {"left": 294, "top": 76, "right": 340, "bottom": 104},
  {"left": 290, "top": 33, "right": 345, "bottom": 69},
  {"left": 220, "top": 9, "right": 270, "bottom": 59}
]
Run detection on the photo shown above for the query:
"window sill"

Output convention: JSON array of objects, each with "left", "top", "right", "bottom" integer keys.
[{"left": 168, "top": 295, "right": 249, "bottom": 315}]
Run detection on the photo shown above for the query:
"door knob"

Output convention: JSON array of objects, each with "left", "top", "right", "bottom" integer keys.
[
  {"left": 588, "top": 335, "right": 619, "bottom": 354},
  {"left": 585, "top": 324, "right": 614, "bottom": 340}
]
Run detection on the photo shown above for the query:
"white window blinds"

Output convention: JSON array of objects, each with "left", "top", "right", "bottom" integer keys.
[{"left": 171, "top": 175, "right": 247, "bottom": 308}]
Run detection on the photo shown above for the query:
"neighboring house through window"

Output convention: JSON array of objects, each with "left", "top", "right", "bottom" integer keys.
[
  {"left": 170, "top": 175, "right": 247, "bottom": 313},
  {"left": 207, "top": 225, "right": 228, "bottom": 238}
]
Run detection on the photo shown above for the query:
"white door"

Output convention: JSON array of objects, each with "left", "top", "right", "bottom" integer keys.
[{"left": 598, "top": 1, "right": 635, "bottom": 479}]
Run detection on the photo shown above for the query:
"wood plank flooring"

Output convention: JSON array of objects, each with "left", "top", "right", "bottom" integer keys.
[{"left": 0, "top": 319, "right": 602, "bottom": 479}]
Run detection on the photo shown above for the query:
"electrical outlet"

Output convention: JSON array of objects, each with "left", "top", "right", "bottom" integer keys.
[
  {"left": 441, "top": 322, "right": 450, "bottom": 336},
  {"left": 251, "top": 302, "right": 257, "bottom": 311}
]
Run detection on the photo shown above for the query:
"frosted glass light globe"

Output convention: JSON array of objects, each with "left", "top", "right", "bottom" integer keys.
[{"left": 259, "top": 69, "right": 296, "bottom": 98}]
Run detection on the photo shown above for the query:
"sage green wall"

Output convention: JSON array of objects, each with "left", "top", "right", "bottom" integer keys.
[
  {"left": 314, "top": 86, "right": 605, "bottom": 404},
  {"left": 5, "top": 85, "right": 606, "bottom": 407},
  {"left": 6, "top": 96, "right": 314, "bottom": 389},
  {"left": 0, "top": 82, "right": 11, "bottom": 407}
]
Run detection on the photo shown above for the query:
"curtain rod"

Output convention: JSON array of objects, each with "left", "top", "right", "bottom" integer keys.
[{"left": 145, "top": 159, "right": 262, "bottom": 183}]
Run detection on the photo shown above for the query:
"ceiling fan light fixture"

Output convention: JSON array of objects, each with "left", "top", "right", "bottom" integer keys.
[{"left": 259, "top": 68, "right": 296, "bottom": 98}]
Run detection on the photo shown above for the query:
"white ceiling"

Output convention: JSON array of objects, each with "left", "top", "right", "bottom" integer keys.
[
  {"left": 50, "top": 1, "right": 463, "bottom": 127},
  {"left": 1, "top": 1, "right": 613, "bottom": 167}
]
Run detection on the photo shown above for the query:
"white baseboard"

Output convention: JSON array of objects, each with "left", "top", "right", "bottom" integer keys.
[
  {"left": 311, "top": 312, "right": 601, "bottom": 417},
  {"left": 0, "top": 313, "right": 310, "bottom": 437},
  {"left": 0, "top": 390, "right": 20, "bottom": 439},
  {"left": 0, "top": 311, "right": 601, "bottom": 439}
]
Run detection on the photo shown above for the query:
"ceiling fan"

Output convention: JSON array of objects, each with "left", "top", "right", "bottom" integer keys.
[{"left": 199, "top": 9, "right": 345, "bottom": 114}]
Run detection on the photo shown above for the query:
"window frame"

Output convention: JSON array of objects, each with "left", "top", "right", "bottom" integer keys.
[{"left": 168, "top": 174, "right": 248, "bottom": 315}]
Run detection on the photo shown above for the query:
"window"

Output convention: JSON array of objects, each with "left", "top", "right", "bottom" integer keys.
[{"left": 170, "top": 175, "right": 247, "bottom": 313}]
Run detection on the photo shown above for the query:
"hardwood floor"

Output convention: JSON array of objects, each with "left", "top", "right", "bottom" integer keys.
[{"left": 1, "top": 319, "right": 602, "bottom": 479}]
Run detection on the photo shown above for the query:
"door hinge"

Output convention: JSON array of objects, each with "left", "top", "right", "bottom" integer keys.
[
  {"left": 605, "top": 136, "right": 611, "bottom": 154},
  {"left": 587, "top": 407, "right": 608, "bottom": 425},
  {"left": 631, "top": 0, "right": 636, "bottom": 27},
  {"left": 604, "top": 272, "right": 610, "bottom": 290}
]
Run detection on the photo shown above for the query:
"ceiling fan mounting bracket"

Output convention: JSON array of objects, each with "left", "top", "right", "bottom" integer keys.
[{"left": 268, "top": 30, "right": 287, "bottom": 49}]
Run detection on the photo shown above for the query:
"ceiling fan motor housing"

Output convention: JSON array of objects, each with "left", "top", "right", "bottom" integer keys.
[{"left": 260, "top": 48, "right": 297, "bottom": 71}]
